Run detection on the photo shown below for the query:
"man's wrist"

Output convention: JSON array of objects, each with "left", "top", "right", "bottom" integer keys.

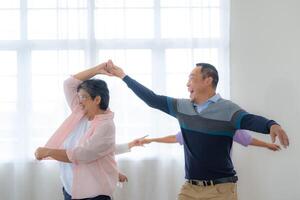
[
  {"left": 268, "top": 120, "right": 279, "bottom": 132},
  {"left": 270, "top": 124, "right": 280, "bottom": 130},
  {"left": 119, "top": 73, "right": 126, "bottom": 79}
]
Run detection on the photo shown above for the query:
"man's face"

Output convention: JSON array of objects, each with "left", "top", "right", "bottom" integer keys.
[{"left": 186, "top": 67, "right": 209, "bottom": 102}]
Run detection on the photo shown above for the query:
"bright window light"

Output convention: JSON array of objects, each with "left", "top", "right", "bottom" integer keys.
[
  {"left": 31, "top": 50, "right": 85, "bottom": 75},
  {"left": 28, "top": 10, "right": 58, "bottom": 39},
  {"left": 191, "top": 8, "right": 220, "bottom": 38},
  {"left": 125, "top": 9, "right": 154, "bottom": 38},
  {"left": 57, "top": 10, "right": 88, "bottom": 39},
  {"left": 161, "top": 8, "right": 190, "bottom": 38},
  {"left": 166, "top": 49, "right": 193, "bottom": 73},
  {"left": 0, "top": 11, "right": 19, "bottom": 40},
  {"left": 0, "top": 0, "right": 19, "bottom": 8},
  {"left": 95, "top": 9, "right": 125, "bottom": 39},
  {"left": 191, "top": 0, "right": 220, "bottom": 7},
  {"left": 28, "top": 0, "right": 87, "bottom": 8},
  {"left": 0, "top": 51, "right": 17, "bottom": 75},
  {"left": 28, "top": 9, "right": 87, "bottom": 39},
  {"left": 95, "top": 0, "right": 124, "bottom": 8},
  {"left": 160, "top": 0, "right": 190, "bottom": 7}
]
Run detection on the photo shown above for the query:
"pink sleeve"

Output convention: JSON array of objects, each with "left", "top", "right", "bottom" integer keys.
[
  {"left": 63, "top": 76, "right": 82, "bottom": 111},
  {"left": 66, "top": 121, "right": 115, "bottom": 164}
]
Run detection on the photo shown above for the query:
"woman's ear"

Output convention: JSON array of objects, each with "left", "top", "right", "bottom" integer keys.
[{"left": 94, "top": 96, "right": 101, "bottom": 105}]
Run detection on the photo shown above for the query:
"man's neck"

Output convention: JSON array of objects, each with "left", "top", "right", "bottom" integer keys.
[{"left": 194, "top": 91, "right": 216, "bottom": 105}]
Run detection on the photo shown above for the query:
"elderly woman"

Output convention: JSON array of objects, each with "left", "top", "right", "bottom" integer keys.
[{"left": 35, "top": 63, "right": 121, "bottom": 200}]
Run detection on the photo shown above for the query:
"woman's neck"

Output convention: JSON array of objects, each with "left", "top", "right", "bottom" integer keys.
[{"left": 87, "top": 109, "right": 106, "bottom": 121}]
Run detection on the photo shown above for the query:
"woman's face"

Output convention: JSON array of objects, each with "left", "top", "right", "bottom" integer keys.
[{"left": 77, "top": 89, "right": 100, "bottom": 116}]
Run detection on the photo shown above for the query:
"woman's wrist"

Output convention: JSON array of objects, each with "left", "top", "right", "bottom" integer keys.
[
  {"left": 128, "top": 142, "right": 134, "bottom": 149},
  {"left": 44, "top": 148, "right": 51, "bottom": 157}
]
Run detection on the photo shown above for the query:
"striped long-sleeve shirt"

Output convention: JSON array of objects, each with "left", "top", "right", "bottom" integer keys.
[{"left": 123, "top": 75, "right": 277, "bottom": 180}]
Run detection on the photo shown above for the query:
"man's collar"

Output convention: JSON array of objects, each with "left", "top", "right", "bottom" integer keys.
[
  {"left": 208, "top": 93, "right": 221, "bottom": 103},
  {"left": 193, "top": 93, "right": 221, "bottom": 106}
]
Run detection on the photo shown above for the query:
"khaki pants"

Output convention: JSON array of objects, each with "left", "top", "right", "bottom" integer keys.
[{"left": 178, "top": 182, "right": 237, "bottom": 200}]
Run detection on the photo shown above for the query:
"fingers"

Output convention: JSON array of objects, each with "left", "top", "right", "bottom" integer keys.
[
  {"left": 140, "top": 139, "right": 151, "bottom": 145},
  {"left": 270, "top": 125, "right": 289, "bottom": 148},
  {"left": 107, "top": 59, "right": 113, "bottom": 68},
  {"left": 276, "top": 129, "right": 289, "bottom": 148},
  {"left": 105, "top": 60, "right": 117, "bottom": 75},
  {"left": 270, "top": 144, "right": 281, "bottom": 151},
  {"left": 270, "top": 132, "right": 276, "bottom": 143},
  {"left": 132, "top": 135, "right": 149, "bottom": 146},
  {"left": 118, "top": 174, "right": 128, "bottom": 182},
  {"left": 282, "top": 131, "right": 289, "bottom": 148},
  {"left": 35, "top": 150, "right": 42, "bottom": 160},
  {"left": 35, "top": 147, "right": 47, "bottom": 160},
  {"left": 277, "top": 130, "right": 285, "bottom": 147},
  {"left": 35, "top": 148, "right": 40, "bottom": 159},
  {"left": 275, "top": 144, "right": 281, "bottom": 151},
  {"left": 133, "top": 139, "right": 143, "bottom": 147},
  {"left": 138, "top": 134, "right": 148, "bottom": 141},
  {"left": 102, "top": 70, "right": 114, "bottom": 76}
]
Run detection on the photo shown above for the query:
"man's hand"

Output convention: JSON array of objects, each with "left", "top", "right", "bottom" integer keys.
[
  {"left": 95, "top": 62, "right": 113, "bottom": 76},
  {"left": 106, "top": 59, "right": 126, "bottom": 79},
  {"left": 270, "top": 125, "right": 289, "bottom": 148},
  {"left": 35, "top": 147, "right": 50, "bottom": 160}
]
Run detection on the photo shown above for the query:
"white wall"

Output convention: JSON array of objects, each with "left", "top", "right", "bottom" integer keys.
[{"left": 230, "top": 0, "right": 300, "bottom": 199}]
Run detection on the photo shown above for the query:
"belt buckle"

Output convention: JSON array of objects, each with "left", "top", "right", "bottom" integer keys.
[
  {"left": 196, "top": 180, "right": 205, "bottom": 186},
  {"left": 190, "top": 180, "right": 212, "bottom": 187}
]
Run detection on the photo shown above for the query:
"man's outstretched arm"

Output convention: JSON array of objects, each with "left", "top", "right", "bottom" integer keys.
[
  {"left": 238, "top": 113, "right": 289, "bottom": 148},
  {"left": 106, "top": 60, "right": 176, "bottom": 117}
]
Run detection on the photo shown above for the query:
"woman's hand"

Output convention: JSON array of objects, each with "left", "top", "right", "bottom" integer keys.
[
  {"left": 95, "top": 62, "right": 113, "bottom": 76},
  {"left": 106, "top": 60, "right": 126, "bottom": 79},
  {"left": 118, "top": 172, "right": 128, "bottom": 182},
  {"left": 128, "top": 135, "right": 149, "bottom": 149},
  {"left": 35, "top": 147, "right": 49, "bottom": 160},
  {"left": 266, "top": 143, "right": 281, "bottom": 151}
]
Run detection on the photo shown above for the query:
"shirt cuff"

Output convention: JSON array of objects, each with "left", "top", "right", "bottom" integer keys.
[
  {"left": 66, "top": 149, "right": 77, "bottom": 164},
  {"left": 115, "top": 143, "right": 131, "bottom": 155}
]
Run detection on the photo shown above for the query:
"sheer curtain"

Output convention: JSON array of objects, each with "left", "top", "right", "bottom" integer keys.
[{"left": 0, "top": 0, "right": 229, "bottom": 199}]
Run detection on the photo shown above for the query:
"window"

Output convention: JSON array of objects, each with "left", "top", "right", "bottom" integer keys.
[
  {"left": 0, "top": 0, "right": 229, "bottom": 161},
  {"left": 0, "top": 51, "right": 18, "bottom": 160}
]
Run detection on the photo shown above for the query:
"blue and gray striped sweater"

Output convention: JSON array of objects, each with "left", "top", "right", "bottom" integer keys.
[{"left": 123, "top": 75, "right": 277, "bottom": 180}]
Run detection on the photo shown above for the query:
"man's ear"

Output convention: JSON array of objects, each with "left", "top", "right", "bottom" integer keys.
[
  {"left": 205, "top": 76, "right": 213, "bottom": 86},
  {"left": 94, "top": 96, "right": 101, "bottom": 105}
]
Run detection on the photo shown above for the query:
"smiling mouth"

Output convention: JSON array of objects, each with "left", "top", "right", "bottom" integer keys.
[
  {"left": 80, "top": 104, "right": 86, "bottom": 110},
  {"left": 189, "top": 89, "right": 194, "bottom": 95}
]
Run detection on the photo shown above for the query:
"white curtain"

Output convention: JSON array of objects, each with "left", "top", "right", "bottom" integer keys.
[{"left": 0, "top": 0, "right": 229, "bottom": 199}]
